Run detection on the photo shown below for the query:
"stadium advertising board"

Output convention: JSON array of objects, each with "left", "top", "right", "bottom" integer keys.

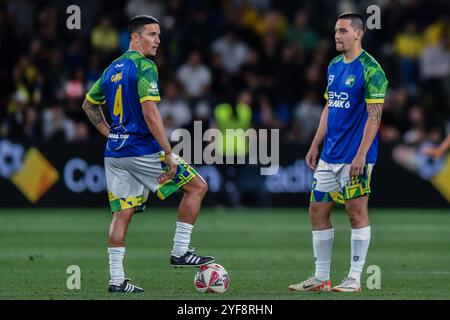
[{"left": 0, "top": 139, "right": 448, "bottom": 208}]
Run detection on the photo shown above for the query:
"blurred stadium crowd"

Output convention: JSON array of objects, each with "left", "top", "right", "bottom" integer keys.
[{"left": 1, "top": 0, "right": 449, "bottom": 147}]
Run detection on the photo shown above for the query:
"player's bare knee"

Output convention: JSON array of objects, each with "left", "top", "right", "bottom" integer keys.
[
  {"left": 309, "top": 207, "right": 329, "bottom": 228},
  {"left": 108, "top": 232, "right": 125, "bottom": 245},
  {"left": 189, "top": 178, "right": 207, "bottom": 197},
  {"left": 309, "top": 203, "right": 329, "bottom": 217},
  {"left": 198, "top": 180, "right": 208, "bottom": 196},
  {"left": 346, "top": 204, "right": 365, "bottom": 225}
]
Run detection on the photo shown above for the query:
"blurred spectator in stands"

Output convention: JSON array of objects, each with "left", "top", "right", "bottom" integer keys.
[
  {"left": 159, "top": 82, "right": 192, "bottom": 132},
  {"left": 213, "top": 89, "right": 253, "bottom": 207},
  {"left": 85, "top": 54, "right": 103, "bottom": 89},
  {"left": 290, "top": 91, "right": 322, "bottom": 144},
  {"left": 66, "top": 38, "right": 86, "bottom": 70},
  {"left": 209, "top": 51, "right": 235, "bottom": 101},
  {"left": 404, "top": 105, "right": 427, "bottom": 145},
  {"left": 3, "top": 91, "right": 28, "bottom": 141},
  {"left": 91, "top": 16, "right": 119, "bottom": 56},
  {"left": 194, "top": 100, "right": 212, "bottom": 127},
  {"left": 13, "top": 56, "right": 42, "bottom": 108},
  {"left": 420, "top": 30, "right": 450, "bottom": 118},
  {"left": 394, "top": 21, "right": 423, "bottom": 88},
  {"left": 0, "top": 0, "right": 448, "bottom": 149},
  {"left": 74, "top": 121, "right": 89, "bottom": 142},
  {"left": 183, "top": 100, "right": 213, "bottom": 138},
  {"left": 211, "top": 28, "right": 248, "bottom": 74},
  {"left": 304, "top": 63, "right": 323, "bottom": 94},
  {"left": 240, "top": 47, "right": 264, "bottom": 92},
  {"left": 259, "top": 30, "right": 279, "bottom": 90},
  {"left": 126, "top": 0, "right": 165, "bottom": 21},
  {"left": 23, "top": 107, "right": 40, "bottom": 142},
  {"left": 420, "top": 30, "right": 450, "bottom": 81},
  {"left": 259, "top": 8, "right": 288, "bottom": 38},
  {"left": 422, "top": 14, "right": 448, "bottom": 46},
  {"left": 35, "top": 4, "right": 58, "bottom": 47},
  {"left": 45, "top": 48, "right": 67, "bottom": 102},
  {"left": 256, "top": 93, "right": 285, "bottom": 130},
  {"left": 274, "top": 44, "right": 304, "bottom": 120},
  {"left": 285, "top": 10, "right": 318, "bottom": 53},
  {"left": 379, "top": 87, "right": 410, "bottom": 142},
  {"left": 42, "top": 104, "right": 76, "bottom": 142},
  {"left": 176, "top": 50, "right": 212, "bottom": 101},
  {"left": 213, "top": 90, "right": 253, "bottom": 156},
  {"left": 64, "top": 68, "right": 85, "bottom": 101}
]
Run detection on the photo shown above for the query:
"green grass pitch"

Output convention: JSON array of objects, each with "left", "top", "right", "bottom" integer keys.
[{"left": 0, "top": 208, "right": 449, "bottom": 300}]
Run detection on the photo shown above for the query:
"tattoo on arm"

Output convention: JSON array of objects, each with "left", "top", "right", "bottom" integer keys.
[
  {"left": 367, "top": 103, "right": 383, "bottom": 126},
  {"left": 82, "top": 99, "right": 109, "bottom": 137}
]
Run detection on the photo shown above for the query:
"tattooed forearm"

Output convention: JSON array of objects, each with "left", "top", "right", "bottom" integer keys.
[
  {"left": 367, "top": 103, "right": 383, "bottom": 126},
  {"left": 82, "top": 99, "right": 110, "bottom": 138},
  {"left": 356, "top": 103, "right": 383, "bottom": 157}
]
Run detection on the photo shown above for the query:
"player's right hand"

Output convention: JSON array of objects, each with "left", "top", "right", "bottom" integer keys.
[
  {"left": 306, "top": 146, "right": 319, "bottom": 171},
  {"left": 166, "top": 152, "right": 178, "bottom": 177}
]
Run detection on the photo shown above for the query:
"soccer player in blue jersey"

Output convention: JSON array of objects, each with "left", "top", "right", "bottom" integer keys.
[
  {"left": 82, "top": 15, "right": 214, "bottom": 293},
  {"left": 289, "top": 13, "right": 388, "bottom": 293}
]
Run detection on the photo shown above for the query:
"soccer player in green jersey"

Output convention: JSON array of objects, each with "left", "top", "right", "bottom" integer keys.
[
  {"left": 82, "top": 15, "right": 214, "bottom": 293},
  {"left": 289, "top": 13, "right": 388, "bottom": 293}
]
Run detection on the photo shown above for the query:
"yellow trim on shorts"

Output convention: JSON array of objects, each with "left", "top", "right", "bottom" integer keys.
[{"left": 108, "top": 192, "right": 147, "bottom": 213}]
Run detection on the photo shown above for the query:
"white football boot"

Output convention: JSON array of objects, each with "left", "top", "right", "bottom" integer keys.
[
  {"left": 332, "top": 277, "right": 362, "bottom": 292},
  {"left": 288, "top": 275, "right": 332, "bottom": 292}
]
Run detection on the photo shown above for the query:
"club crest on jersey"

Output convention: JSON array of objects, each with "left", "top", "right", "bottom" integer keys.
[
  {"left": 328, "top": 74, "right": 334, "bottom": 86},
  {"left": 345, "top": 75, "right": 355, "bottom": 87}
]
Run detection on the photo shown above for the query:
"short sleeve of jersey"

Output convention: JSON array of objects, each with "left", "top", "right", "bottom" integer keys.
[
  {"left": 137, "top": 61, "right": 161, "bottom": 103},
  {"left": 86, "top": 77, "right": 105, "bottom": 104},
  {"left": 365, "top": 66, "right": 388, "bottom": 104},
  {"left": 324, "top": 56, "right": 342, "bottom": 101}
]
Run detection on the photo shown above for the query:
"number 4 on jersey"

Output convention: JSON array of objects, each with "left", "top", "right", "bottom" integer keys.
[{"left": 113, "top": 84, "right": 123, "bottom": 123}]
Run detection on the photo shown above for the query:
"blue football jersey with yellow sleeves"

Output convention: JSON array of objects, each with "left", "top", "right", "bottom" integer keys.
[
  {"left": 322, "top": 50, "right": 388, "bottom": 164},
  {"left": 86, "top": 50, "right": 162, "bottom": 158}
]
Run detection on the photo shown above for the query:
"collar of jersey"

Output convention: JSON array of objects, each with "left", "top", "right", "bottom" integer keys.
[
  {"left": 126, "top": 50, "right": 143, "bottom": 56},
  {"left": 342, "top": 49, "right": 365, "bottom": 64}
]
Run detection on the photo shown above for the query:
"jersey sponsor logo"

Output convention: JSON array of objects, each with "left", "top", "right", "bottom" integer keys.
[
  {"left": 107, "top": 127, "right": 129, "bottom": 151},
  {"left": 114, "top": 63, "right": 124, "bottom": 68},
  {"left": 108, "top": 133, "right": 130, "bottom": 140},
  {"left": 149, "top": 81, "right": 159, "bottom": 94},
  {"left": 328, "top": 91, "right": 351, "bottom": 109},
  {"left": 110, "top": 72, "right": 123, "bottom": 83},
  {"left": 328, "top": 74, "right": 334, "bottom": 85},
  {"left": 345, "top": 75, "right": 355, "bottom": 87}
]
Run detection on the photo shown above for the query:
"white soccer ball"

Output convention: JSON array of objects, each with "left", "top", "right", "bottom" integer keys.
[{"left": 194, "top": 263, "right": 229, "bottom": 293}]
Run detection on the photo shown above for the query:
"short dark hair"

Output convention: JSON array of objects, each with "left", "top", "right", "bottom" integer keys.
[
  {"left": 338, "top": 12, "right": 365, "bottom": 33},
  {"left": 128, "top": 15, "right": 159, "bottom": 38}
]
